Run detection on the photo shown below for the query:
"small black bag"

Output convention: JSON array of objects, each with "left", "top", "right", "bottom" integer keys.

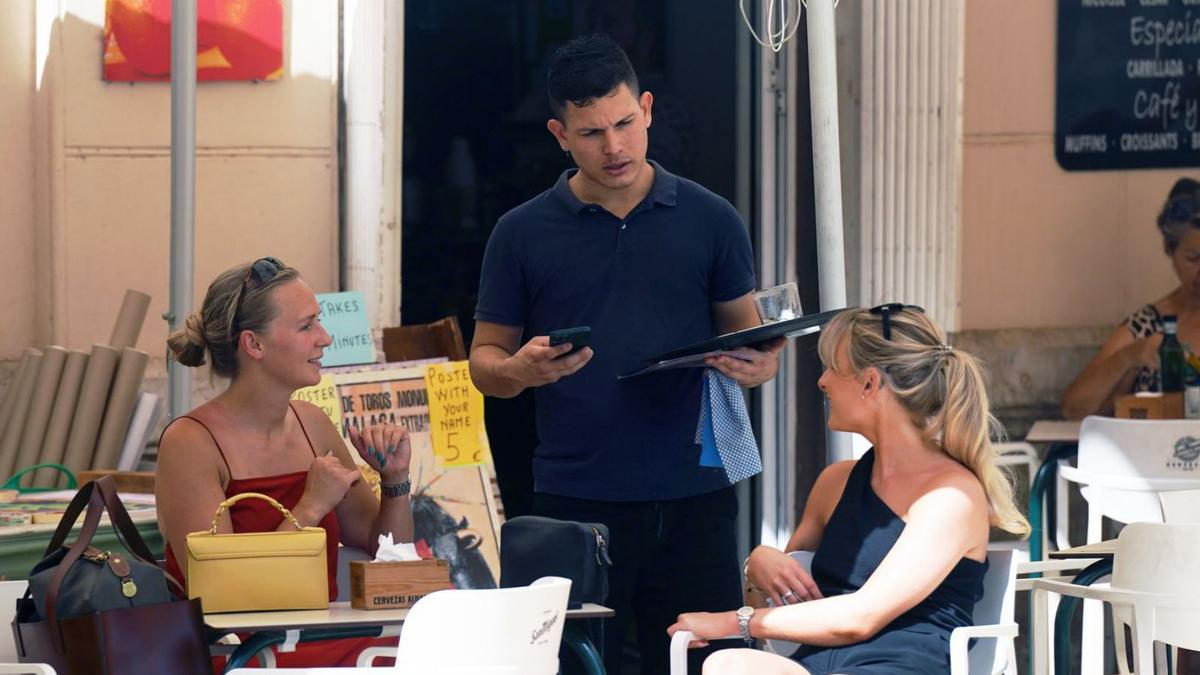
[{"left": 499, "top": 515, "right": 612, "bottom": 609}]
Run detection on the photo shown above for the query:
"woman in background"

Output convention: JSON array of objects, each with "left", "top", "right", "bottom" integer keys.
[
  {"left": 1062, "top": 177, "right": 1200, "bottom": 418},
  {"left": 670, "top": 305, "right": 1029, "bottom": 674},
  {"left": 156, "top": 257, "right": 413, "bottom": 668}
]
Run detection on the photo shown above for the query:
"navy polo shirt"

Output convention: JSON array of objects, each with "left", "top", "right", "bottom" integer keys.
[{"left": 475, "top": 162, "right": 756, "bottom": 501}]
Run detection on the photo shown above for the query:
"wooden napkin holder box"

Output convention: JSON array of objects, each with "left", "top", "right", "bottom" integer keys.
[
  {"left": 1115, "top": 392, "right": 1183, "bottom": 420},
  {"left": 349, "top": 559, "right": 453, "bottom": 610}
]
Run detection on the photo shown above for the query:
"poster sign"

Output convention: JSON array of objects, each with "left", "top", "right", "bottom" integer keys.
[
  {"left": 1056, "top": 0, "right": 1200, "bottom": 170},
  {"left": 104, "top": 0, "right": 283, "bottom": 82},
  {"left": 330, "top": 367, "right": 500, "bottom": 589},
  {"left": 317, "top": 291, "right": 376, "bottom": 368},
  {"left": 424, "top": 362, "right": 491, "bottom": 468},
  {"left": 291, "top": 375, "right": 341, "bottom": 429}
]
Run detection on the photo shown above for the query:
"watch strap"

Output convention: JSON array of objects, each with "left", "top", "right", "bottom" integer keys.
[{"left": 381, "top": 478, "right": 412, "bottom": 498}]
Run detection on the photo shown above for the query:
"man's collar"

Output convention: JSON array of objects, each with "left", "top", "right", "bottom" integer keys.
[{"left": 552, "top": 160, "right": 679, "bottom": 216}]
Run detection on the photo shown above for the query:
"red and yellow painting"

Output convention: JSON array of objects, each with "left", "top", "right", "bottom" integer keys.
[{"left": 103, "top": 0, "right": 283, "bottom": 82}]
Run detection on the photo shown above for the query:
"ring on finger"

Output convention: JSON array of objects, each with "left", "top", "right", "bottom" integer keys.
[{"left": 782, "top": 590, "right": 798, "bottom": 603}]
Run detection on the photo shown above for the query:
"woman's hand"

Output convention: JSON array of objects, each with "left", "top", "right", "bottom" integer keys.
[
  {"left": 298, "top": 451, "right": 362, "bottom": 519},
  {"left": 348, "top": 424, "right": 412, "bottom": 482},
  {"left": 1127, "top": 333, "right": 1163, "bottom": 370},
  {"left": 747, "top": 546, "right": 824, "bottom": 607},
  {"left": 667, "top": 611, "right": 739, "bottom": 648}
]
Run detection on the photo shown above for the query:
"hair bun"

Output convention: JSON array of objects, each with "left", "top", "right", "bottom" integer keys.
[{"left": 167, "top": 311, "right": 208, "bottom": 368}]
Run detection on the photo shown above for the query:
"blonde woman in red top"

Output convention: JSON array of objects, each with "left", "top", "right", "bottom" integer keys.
[{"left": 157, "top": 257, "right": 412, "bottom": 669}]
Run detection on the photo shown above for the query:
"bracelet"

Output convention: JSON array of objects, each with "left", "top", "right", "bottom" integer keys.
[
  {"left": 380, "top": 478, "right": 411, "bottom": 498},
  {"left": 742, "top": 556, "right": 761, "bottom": 592}
]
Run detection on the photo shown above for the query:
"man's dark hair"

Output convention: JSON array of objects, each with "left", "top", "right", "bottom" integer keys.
[{"left": 547, "top": 34, "right": 639, "bottom": 122}]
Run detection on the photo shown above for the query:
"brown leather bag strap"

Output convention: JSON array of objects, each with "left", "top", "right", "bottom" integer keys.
[
  {"left": 92, "top": 476, "right": 186, "bottom": 594},
  {"left": 42, "top": 480, "right": 98, "bottom": 556},
  {"left": 93, "top": 476, "right": 157, "bottom": 563},
  {"left": 44, "top": 487, "right": 106, "bottom": 628}
]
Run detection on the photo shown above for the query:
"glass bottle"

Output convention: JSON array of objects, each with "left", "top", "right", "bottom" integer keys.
[{"left": 1160, "top": 315, "right": 1185, "bottom": 393}]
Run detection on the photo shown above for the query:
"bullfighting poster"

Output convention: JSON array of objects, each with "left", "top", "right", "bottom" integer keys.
[{"left": 329, "top": 366, "right": 501, "bottom": 590}]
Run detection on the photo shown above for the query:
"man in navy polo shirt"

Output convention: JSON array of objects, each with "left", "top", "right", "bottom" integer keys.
[{"left": 470, "top": 34, "right": 784, "bottom": 674}]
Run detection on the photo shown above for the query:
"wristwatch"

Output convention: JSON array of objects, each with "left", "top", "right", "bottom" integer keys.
[
  {"left": 380, "top": 478, "right": 411, "bottom": 498},
  {"left": 735, "top": 605, "right": 755, "bottom": 645}
]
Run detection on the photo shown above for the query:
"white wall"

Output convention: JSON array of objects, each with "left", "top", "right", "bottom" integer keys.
[
  {"left": 0, "top": 1, "right": 36, "bottom": 361},
  {"left": 8, "top": 0, "right": 341, "bottom": 361},
  {"left": 960, "top": 1, "right": 1181, "bottom": 331}
]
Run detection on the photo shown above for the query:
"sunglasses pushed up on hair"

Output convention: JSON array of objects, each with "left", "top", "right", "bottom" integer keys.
[
  {"left": 868, "top": 303, "right": 925, "bottom": 341},
  {"left": 227, "top": 257, "right": 287, "bottom": 339}
]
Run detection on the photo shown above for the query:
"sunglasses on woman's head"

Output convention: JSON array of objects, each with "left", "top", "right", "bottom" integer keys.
[
  {"left": 228, "top": 257, "right": 287, "bottom": 340},
  {"left": 868, "top": 303, "right": 925, "bottom": 341},
  {"left": 246, "top": 256, "right": 285, "bottom": 287}
]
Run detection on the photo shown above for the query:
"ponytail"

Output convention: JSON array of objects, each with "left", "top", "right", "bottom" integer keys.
[{"left": 820, "top": 308, "right": 1031, "bottom": 537}]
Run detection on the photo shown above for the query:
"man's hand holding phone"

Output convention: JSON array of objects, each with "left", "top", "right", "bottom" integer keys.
[{"left": 503, "top": 327, "right": 593, "bottom": 389}]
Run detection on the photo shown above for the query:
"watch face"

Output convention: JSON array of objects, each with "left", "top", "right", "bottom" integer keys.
[{"left": 737, "top": 605, "right": 754, "bottom": 619}]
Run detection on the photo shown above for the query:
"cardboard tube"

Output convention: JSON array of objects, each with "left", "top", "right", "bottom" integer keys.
[
  {"left": 0, "top": 350, "right": 43, "bottom": 479},
  {"left": 35, "top": 350, "right": 89, "bottom": 488},
  {"left": 61, "top": 345, "right": 120, "bottom": 478},
  {"left": 107, "top": 289, "right": 152, "bottom": 352},
  {"left": 13, "top": 347, "right": 67, "bottom": 486},
  {"left": 92, "top": 348, "right": 149, "bottom": 471},
  {"left": 0, "top": 349, "right": 38, "bottom": 443}
]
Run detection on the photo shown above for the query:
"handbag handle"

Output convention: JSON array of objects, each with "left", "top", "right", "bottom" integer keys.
[
  {"left": 208, "top": 492, "right": 302, "bottom": 534},
  {"left": 45, "top": 487, "right": 108, "bottom": 629},
  {"left": 41, "top": 477, "right": 186, "bottom": 596}
]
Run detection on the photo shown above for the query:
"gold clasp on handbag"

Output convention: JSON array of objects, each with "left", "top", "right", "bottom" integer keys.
[
  {"left": 209, "top": 492, "right": 303, "bottom": 534},
  {"left": 106, "top": 553, "right": 138, "bottom": 599}
]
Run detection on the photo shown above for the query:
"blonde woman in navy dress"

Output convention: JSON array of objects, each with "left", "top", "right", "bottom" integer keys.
[{"left": 669, "top": 305, "right": 1029, "bottom": 674}]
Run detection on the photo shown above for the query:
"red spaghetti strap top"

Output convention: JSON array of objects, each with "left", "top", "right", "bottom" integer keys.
[{"left": 162, "top": 403, "right": 341, "bottom": 601}]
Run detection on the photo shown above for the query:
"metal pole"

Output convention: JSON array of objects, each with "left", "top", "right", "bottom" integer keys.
[
  {"left": 167, "top": 0, "right": 196, "bottom": 419},
  {"left": 805, "top": 0, "right": 853, "bottom": 463}
]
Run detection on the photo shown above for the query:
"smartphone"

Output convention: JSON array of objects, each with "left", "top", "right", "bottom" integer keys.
[{"left": 548, "top": 325, "right": 591, "bottom": 356}]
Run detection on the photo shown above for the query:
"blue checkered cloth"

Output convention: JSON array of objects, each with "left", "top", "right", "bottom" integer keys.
[{"left": 695, "top": 369, "right": 762, "bottom": 483}]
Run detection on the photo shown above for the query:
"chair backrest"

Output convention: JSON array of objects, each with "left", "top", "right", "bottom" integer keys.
[
  {"left": 333, "top": 545, "right": 372, "bottom": 603},
  {"left": 0, "top": 580, "right": 28, "bottom": 662},
  {"left": 767, "top": 549, "right": 1016, "bottom": 673},
  {"left": 967, "top": 548, "right": 1019, "bottom": 675},
  {"left": 1076, "top": 416, "right": 1200, "bottom": 525},
  {"left": 1111, "top": 522, "right": 1200, "bottom": 652},
  {"left": 394, "top": 576, "right": 570, "bottom": 674},
  {"left": 1159, "top": 488, "right": 1200, "bottom": 523},
  {"left": 382, "top": 316, "right": 467, "bottom": 362}
]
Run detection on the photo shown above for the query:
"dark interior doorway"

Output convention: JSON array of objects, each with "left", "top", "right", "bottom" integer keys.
[
  {"left": 401, "top": 3, "right": 742, "bottom": 670},
  {"left": 401, "top": 1, "right": 742, "bottom": 513}
]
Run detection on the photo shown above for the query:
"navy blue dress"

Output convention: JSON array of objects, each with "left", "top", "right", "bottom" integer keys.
[{"left": 789, "top": 449, "right": 987, "bottom": 675}]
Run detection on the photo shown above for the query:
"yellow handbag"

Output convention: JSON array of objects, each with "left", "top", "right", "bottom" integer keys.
[{"left": 186, "top": 492, "right": 329, "bottom": 613}]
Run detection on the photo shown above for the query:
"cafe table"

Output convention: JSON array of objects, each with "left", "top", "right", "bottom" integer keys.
[
  {"left": 1026, "top": 420, "right": 1082, "bottom": 563},
  {"left": 206, "top": 601, "right": 616, "bottom": 674}
]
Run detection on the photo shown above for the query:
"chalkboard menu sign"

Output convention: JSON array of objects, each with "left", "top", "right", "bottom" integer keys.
[{"left": 1057, "top": 0, "right": 1200, "bottom": 171}]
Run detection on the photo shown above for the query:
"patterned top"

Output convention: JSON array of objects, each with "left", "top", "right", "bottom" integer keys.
[{"left": 1124, "top": 303, "right": 1162, "bottom": 391}]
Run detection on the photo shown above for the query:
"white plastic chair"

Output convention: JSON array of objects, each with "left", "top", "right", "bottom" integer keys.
[
  {"left": 1158, "top": 488, "right": 1200, "bottom": 524},
  {"left": 994, "top": 441, "right": 1038, "bottom": 490},
  {"left": 1057, "top": 417, "right": 1200, "bottom": 674},
  {"left": 0, "top": 580, "right": 57, "bottom": 674},
  {"left": 669, "top": 548, "right": 1019, "bottom": 675},
  {"left": 1031, "top": 522, "right": 1200, "bottom": 675},
  {"left": 228, "top": 576, "right": 571, "bottom": 674}
]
